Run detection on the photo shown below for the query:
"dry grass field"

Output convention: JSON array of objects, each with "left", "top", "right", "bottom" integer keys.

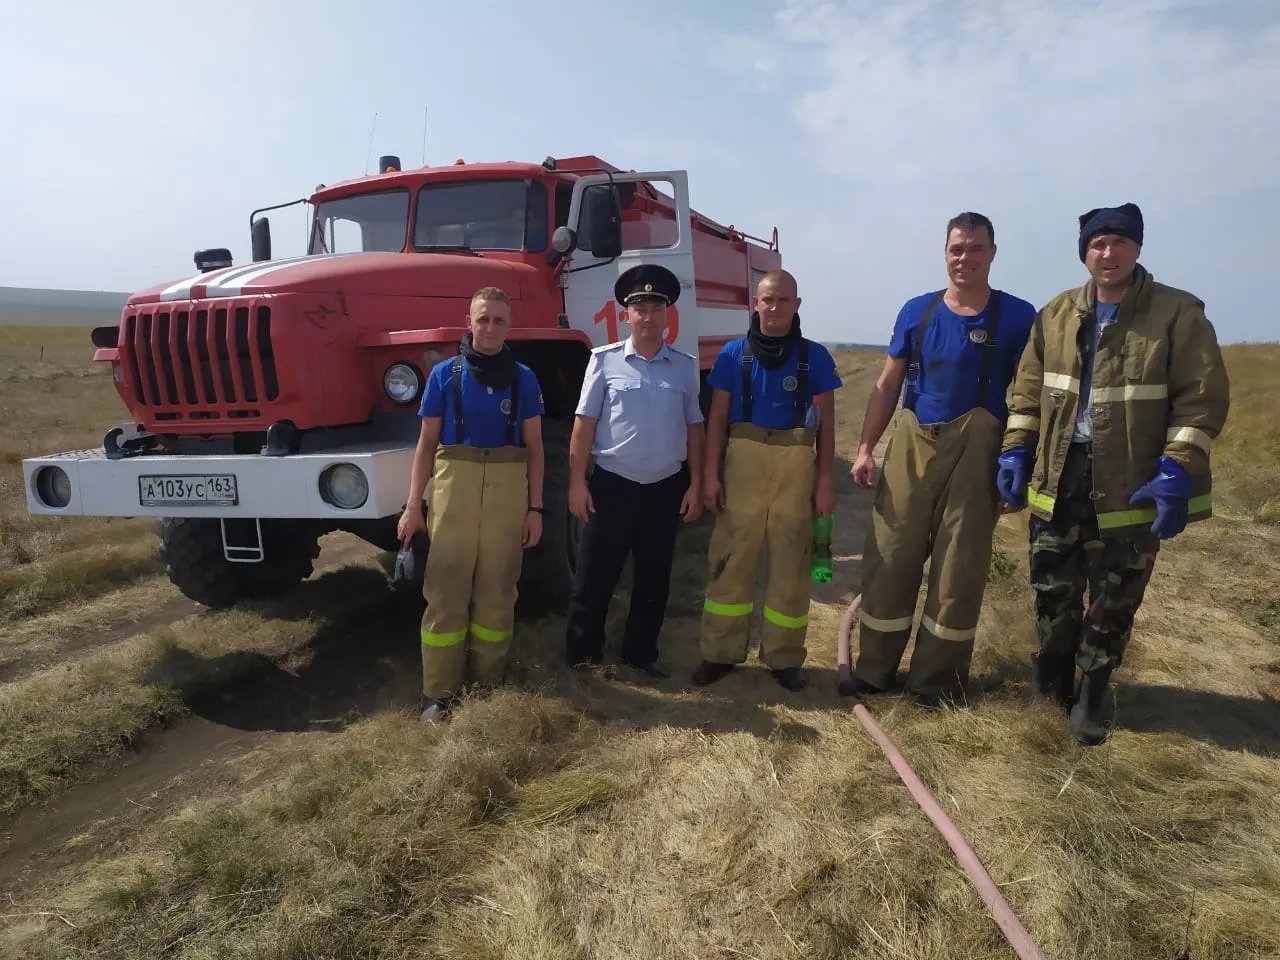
[{"left": 0, "top": 323, "right": 1277, "bottom": 960}]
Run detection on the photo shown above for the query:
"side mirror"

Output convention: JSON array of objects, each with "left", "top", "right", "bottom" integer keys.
[
  {"left": 581, "top": 185, "right": 623, "bottom": 260},
  {"left": 251, "top": 217, "right": 272, "bottom": 262},
  {"left": 194, "top": 247, "right": 233, "bottom": 272}
]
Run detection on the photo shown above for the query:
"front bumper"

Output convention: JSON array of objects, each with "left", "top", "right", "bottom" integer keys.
[{"left": 23, "top": 441, "right": 415, "bottom": 520}]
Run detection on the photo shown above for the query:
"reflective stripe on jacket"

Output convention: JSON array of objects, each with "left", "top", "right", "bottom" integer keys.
[{"left": 1003, "top": 264, "right": 1230, "bottom": 531}]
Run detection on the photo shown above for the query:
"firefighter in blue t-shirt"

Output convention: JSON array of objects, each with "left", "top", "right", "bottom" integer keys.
[
  {"left": 695, "top": 268, "right": 844, "bottom": 692},
  {"left": 845, "top": 212, "right": 1036, "bottom": 707},
  {"left": 397, "top": 286, "right": 546, "bottom": 723}
]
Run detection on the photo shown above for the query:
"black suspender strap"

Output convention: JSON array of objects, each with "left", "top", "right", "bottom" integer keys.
[
  {"left": 974, "top": 289, "right": 1002, "bottom": 413},
  {"left": 902, "top": 291, "right": 945, "bottom": 413},
  {"left": 452, "top": 355, "right": 522, "bottom": 447},
  {"left": 451, "top": 356, "right": 465, "bottom": 442},
  {"left": 794, "top": 337, "right": 810, "bottom": 428},
  {"left": 740, "top": 338, "right": 812, "bottom": 429},
  {"left": 505, "top": 369, "right": 520, "bottom": 447},
  {"left": 900, "top": 289, "right": 1002, "bottom": 414},
  {"left": 740, "top": 343, "right": 754, "bottom": 425}
]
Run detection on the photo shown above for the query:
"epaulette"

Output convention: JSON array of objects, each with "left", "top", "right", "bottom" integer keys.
[{"left": 591, "top": 341, "right": 627, "bottom": 355}]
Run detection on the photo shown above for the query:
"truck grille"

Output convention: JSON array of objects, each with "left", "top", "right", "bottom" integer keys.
[{"left": 122, "top": 304, "right": 281, "bottom": 416}]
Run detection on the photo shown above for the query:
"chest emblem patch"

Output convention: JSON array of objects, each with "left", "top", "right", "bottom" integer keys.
[
  {"left": 969, "top": 329, "right": 988, "bottom": 344},
  {"left": 499, "top": 398, "right": 513, "bottom": 415},
  {"left": 782, "top": 375, "right": 798, "bottom": 392}
]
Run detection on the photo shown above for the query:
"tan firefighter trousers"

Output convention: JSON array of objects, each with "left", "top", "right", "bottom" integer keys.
[
  {"left": 854, "top": 406, "right": 1004, "bottom": 699},
  {"left": 701, "top": 424, "right": 817, "bottom": 669},
  {"left": 419, "top": 444, "right": 529, "bottom": 702}
]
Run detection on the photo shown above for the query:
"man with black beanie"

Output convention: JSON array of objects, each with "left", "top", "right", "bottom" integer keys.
[{"left": 997, "top": 203, "right": 1231, "bottom": 745}]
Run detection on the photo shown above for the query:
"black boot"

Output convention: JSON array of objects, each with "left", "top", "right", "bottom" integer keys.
[
  {"left": 692, "top": 660, "right": 734, "bottom": 686},
  {"left": 1030, "top": 651, "right": 1075, "bottom": 710},
  {"left": 1069, "top": 664, "right": 1113, "bottom": 746}
]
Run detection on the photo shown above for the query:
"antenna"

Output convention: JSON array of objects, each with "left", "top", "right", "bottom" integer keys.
[
  {"left": 421, "top": 106, "right": 429, "bottom": 166},
  {"left": 364, "top": 112, "right": 378, "bottom": 175}
]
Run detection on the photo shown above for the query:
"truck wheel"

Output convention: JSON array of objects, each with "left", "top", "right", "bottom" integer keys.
[
  {"left": 515, "top": 416, "right": 581, "bottom": 620},
  {"left": 158, "top": 517, "right": 241, "bottom": 609},
  {"left": 158, "top": 518, "right": 320, "bottom": 609}
]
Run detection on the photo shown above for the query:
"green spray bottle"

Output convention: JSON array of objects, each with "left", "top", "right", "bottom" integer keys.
[{"left": 811, "top": 513, "right": 834, "bottom": 583}]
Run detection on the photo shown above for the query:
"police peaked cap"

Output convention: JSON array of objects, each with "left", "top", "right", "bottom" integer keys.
[{"left": 615, "top": 263, "right": 681, "bottom": 307}]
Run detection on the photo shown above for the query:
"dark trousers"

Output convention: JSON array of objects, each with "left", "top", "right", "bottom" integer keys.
[
  {"left": 1028, "top": 443, "right": 1161, "bottom": 673},
  {"left": 564, "top": 463, "right": 689, "bottom": 666}
]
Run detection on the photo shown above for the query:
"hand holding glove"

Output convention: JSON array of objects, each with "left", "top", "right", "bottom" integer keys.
[
  {"left": 1128, "top": 456, "right": 1192, "bottom": 539},
  {"left": 996, "top": 448, "right": 1033, "bottom": 507}
]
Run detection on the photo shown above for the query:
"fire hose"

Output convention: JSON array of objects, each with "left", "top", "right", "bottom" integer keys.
[{"left": 836, "top": 595, "right": 1048, "bottom": 960}]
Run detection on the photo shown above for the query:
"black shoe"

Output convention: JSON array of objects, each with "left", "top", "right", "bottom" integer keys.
[
  {"left": 419, "top": 697, "right": 451, "bottom": 723},
  {"left": 1069, "top": 665, "right": 1113, "bottom": 746},
  {"left": 1031, "top": 650, "right": 1076, "bottom": 709},
  {"left": 692, "top": 660, "right": 735, "bottom": 686},
  {"left": 623, "top": 658, "right": 670, "bottom": 680},
  {"left": 838, "top": 674, "right": 885, "bottom": 700},
  {"left": 772, "top": 667, "right": 807, "bottom": 692},
  {"left": 907, "top": 689, "right": 942, "bottom": 710}
]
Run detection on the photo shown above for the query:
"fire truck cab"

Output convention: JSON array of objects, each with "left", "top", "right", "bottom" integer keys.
[{"left": 22, "top": 153, "right": 783, "bottom": 616}]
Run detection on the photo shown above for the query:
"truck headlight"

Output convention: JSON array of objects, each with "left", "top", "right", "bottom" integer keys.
[
  {"left": 383, "top": 362, "right": 423, "bottom": 405},
  {"left": 34, "top": 466, "right": 72, "bottom": 508},
  {"left": 319, "top": 463, "right": 368, "bottom": 509}
]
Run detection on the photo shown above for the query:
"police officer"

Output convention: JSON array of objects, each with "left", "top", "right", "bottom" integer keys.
[
  {"left": 564, "top": 263, "right": 705, "bottom": 678},
  {"left": 846, "top": 212, "right": 1037, "bottom": 708},
  {"left": 999, "top": 203, "right": 1230, "bottom": 745},
  {"left": 695, "top": 268, "right": 843, "bottom": 691},
  {"left": 397, "top": 286, "right": 546, "bottom": 723}
]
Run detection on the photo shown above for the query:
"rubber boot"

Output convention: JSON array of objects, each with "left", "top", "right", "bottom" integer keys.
[
  {"left": 1029, "top": 651, "right": 1075, "bottom": 712},
  {"left": 1068, "top": 665, "right": 1113, "bottom": 746}
]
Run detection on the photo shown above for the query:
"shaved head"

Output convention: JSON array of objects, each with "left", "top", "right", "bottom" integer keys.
[{"left": 757, "top": 269, "right": 799, "bottom": 298}]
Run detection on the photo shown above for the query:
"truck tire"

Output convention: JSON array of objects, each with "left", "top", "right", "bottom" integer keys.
[
  {"left": 158, "top": 517, "right": 241, "bottom": 609},
  {"left": 158, "top": 517, "right": 319, "bottom": 609},
  {"left": 516, "top": 416, "right": 581, "bottom": 620}
]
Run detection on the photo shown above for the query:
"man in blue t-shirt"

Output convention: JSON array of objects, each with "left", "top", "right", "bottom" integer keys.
[
  {"left": 396, "top": 286, "right": 546, "bottom": 723},
  {"left": 694, "top": 268, "right": 844, "bottom": 692},
  {"left": 845, "top": 212, "right": 1037, "bottom": 708}
]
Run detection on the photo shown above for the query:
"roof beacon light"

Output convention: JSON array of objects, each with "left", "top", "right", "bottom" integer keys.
[{"left": 378, "top": 155, "right": 401, "bottom": 174}]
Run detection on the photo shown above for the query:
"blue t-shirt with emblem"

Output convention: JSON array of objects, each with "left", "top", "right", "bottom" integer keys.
[
  {"left": 418, "top": 357, "right": 544, "bottom": 447},
  {"left": 888, "top": 289, "right": 1037, "bottom": 425},
  {"left": 707, "top": 336, "right": 844, "bottom": 430},
  {"left": 1073, "top": 300, "right": 1120, "bottom": 442}
]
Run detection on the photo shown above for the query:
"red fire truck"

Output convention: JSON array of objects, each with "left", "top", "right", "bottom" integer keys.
[{"left": 22, "top": 153, "right": 783, "bottom": 616}]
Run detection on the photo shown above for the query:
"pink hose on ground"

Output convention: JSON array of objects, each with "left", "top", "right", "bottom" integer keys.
[{"left": 837, "top": 595, "right": 1047, "bottom": 960}]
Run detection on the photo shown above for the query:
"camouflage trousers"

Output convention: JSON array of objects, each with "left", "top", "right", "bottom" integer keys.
[{"left": 1028, "top": 443, "right": 1160, "bottom": 673}]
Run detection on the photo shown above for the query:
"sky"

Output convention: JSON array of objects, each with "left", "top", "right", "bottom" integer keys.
[{"left": 1, "top": 0, "right": 1277, "bottom": 345}]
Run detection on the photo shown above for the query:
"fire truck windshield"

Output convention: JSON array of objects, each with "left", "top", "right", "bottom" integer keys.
[
  {"left": 308, "top": 188, "right": 410, "bottom": 254},
  {"left": 413, "top": 179, "right": 548, "bottom": 252}
]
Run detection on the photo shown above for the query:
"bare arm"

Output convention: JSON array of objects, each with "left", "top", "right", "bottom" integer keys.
[
  {"left": 857, "top": 355, "right": 908, "bottom": 460},
  {"left": 570, "top": 415, "right": 596, "bottom": 489},
  {"left": 815, "top": 391, "right": 836, "bottom": 480},
  {"left": 407, "top": 416, "right": 442, "bottom": 508},
  {"left": 686, "top": 421, "right": 705, "bottom": 491},
  {"left": 522, "top": 416, "right": 544, "bottom": 508}
]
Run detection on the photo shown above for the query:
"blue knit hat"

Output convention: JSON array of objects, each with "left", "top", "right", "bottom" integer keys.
[{"left": 1078, "top": 203, "right": 1144, "bottom": 262}]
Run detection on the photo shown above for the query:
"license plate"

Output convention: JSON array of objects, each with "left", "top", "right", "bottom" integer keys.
[{"left": 138, "top": 474, "right": 238, "bottom": 507}]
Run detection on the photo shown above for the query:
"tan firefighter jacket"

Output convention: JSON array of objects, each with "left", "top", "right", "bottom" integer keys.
[{"left": 1002, "top": 264, "right": 1230, "bottom": 532}]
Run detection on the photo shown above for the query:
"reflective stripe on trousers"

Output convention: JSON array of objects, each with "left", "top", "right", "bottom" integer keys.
[
  {"left": 700, "top": 424, "right": 816, "bottom": 669},
  {"left": 854, "top": 407, "right": 1004, "bottom": 697},
  {"left": 419, "top": 444, "right": 528, "bottom": 700}
]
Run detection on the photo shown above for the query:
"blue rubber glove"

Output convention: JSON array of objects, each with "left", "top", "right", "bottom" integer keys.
[
  {"left": 1128, "top": 456, "right": 1192, "bottom": 539},
  {"left": 996, "top": 448, "right": 1033, "bottom": 507}
]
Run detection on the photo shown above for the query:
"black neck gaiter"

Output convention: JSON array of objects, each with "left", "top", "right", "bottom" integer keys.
[
  {"left": 748, "top": 312, "right": 802, "bottom": 369},
  {"left": 459, "top": 332, "right": 518, "bottom": 389}
]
